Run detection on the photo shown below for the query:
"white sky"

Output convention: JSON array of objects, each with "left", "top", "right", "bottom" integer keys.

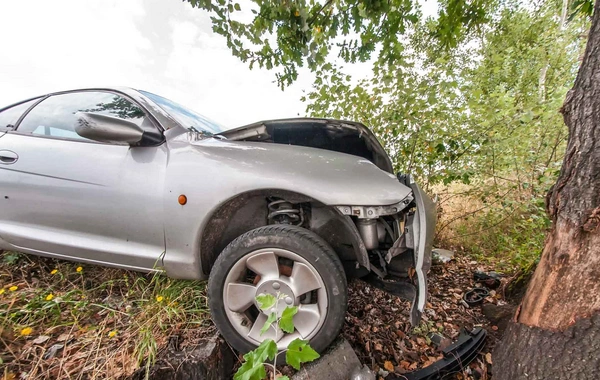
[{"left": 0, "top": 0, "right": 438, "bottom": 128}]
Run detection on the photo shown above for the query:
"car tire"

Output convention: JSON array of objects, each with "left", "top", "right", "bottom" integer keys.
[{"left": 208, "top": 225, "right": 348, "bottom": 354}]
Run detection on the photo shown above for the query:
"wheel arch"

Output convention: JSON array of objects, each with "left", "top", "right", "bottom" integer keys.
[{"left": 198, "top": 189, "right": 369, "bottom": 276}]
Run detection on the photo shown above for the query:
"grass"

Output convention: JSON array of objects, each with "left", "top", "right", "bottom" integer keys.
[
  {"left": 434, "top": 182, "right": 549, "bottom": 272},
  {"left": 0, "top": 252, "right": 212, "bottom": 379}
]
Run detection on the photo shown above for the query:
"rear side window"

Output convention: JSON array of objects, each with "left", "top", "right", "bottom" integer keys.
[
  {"left": 0, "top": 98, "right": 40, "bottom": 131},
  {"left": 17, "top": 91, "right": 145, "bottom": 141}
]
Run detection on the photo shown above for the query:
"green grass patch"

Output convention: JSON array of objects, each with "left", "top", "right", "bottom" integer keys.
[{"left": 0, "top": 252, "right": 211, "bottom": 379}]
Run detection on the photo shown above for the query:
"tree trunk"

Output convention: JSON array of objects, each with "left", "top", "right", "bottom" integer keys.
[{"left": 494, "top": 2, "right": 600, "bottom": 379}]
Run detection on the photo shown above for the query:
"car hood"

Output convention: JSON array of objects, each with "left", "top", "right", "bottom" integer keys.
[
  {"left": 217, "top": 118, "right": 394, "bottom": 173},
  {"left": 176, "top": 135, "right": 411, "bottom": 206}
]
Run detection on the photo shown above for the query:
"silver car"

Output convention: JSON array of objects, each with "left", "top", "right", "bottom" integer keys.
[{"left": 0, "top": 87, "right": 436, "bottom": 353}]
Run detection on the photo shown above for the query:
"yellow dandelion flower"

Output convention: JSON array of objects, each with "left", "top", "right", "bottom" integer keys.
[
  {"left": 0, "top": 289, "right": 5, "bottom": 295},
  {"left": 46, "top": 294, "right": 54, "bottom": 301},
  {"left": 9, "top": 286, "right": 18, "bottom": 291},
  {"left": 156, "top": 295, "right": 164, "bottom": 302},
  {"left": 51, "top": 269, "right": 58, "bottom": 275},
  {"left": 20, "top": 327, "right": 33, "bottom": 336},
  {"left": 294, "top": 10, "right": 300, "bottom": 16},
  {"left": 76, "top": 267, "right": 83, "bottom": 273},
  {"left": 108, "top": 330, "right": 118, "bottom": 338}
]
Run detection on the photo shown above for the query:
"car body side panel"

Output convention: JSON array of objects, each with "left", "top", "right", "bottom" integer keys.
[
  {"left": 0, "top": 132, "right": 167, "bottom": 269},
  {"left": 161, "top": 131, "right": 412, "bottom": 279}
]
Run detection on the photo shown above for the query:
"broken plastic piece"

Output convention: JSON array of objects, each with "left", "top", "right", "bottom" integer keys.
[
  {"left": 391, "top": 327, "right": 487, "bottom": 380},
  {"left": 463, "top": 287, "right": 489, "bottom": 307},
  {"left": 432, "top": 248, "right": 454, "bottom": 264}
]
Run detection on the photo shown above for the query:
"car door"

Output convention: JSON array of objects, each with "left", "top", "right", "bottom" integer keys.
[
  {"left": 0, "top": 97, "right": 43, "bottom": 140},
  {"left": 0, "top": 90, "right": 167, "bottom": 271}
]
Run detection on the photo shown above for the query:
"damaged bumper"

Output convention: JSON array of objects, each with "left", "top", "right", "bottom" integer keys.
[
  {"left": 337, "top": 174, "right": 437, "bottom": 326},
  {"left": 399, "top": 327, "right": 487, "bottom": 380},
  {"left": 405, "top": 176, "right": 437, "bottom": 324}
]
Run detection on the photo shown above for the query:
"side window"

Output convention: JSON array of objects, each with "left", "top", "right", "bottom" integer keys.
[
  {"left": 0, "top": 98, "right": 41, "bottom": 131},
  {"left": 17, "top": 91, "right": 146, "bottom": 141}
]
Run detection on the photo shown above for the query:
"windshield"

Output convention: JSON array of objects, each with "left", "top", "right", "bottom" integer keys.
[{"left": 140, "top": 90, "right": 225, "bottom": 134}]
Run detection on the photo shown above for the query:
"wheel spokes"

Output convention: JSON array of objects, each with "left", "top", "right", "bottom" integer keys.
[
  {"left": 289, "top": 262, "right": 321, "bottom": 296},
  {"left": 248, "top": 313, "right": 284, "bottom": 343},
  {"left": 295, "top": 304, "right": 321, "bottom": 339},
  {"left": 246, "top": 251, "right": 280, "bottom": 279},
  {"left": 226, "top": 283, "right": 257, "bottom": 312}
]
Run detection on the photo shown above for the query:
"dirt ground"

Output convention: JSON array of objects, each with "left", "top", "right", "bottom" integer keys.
[
  {"left": 342, "top": 254, "right": 507, "bottom": 379},
  {"left": 1, "top": 251, "right": 510, "bottom": 379}
]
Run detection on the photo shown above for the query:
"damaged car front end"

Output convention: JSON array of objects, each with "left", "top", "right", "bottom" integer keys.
[
  {"left": 336, "top": 175, "right": 437, "bottom": 325},
  {"left": 218, "top": 118, "right": 437, "bottom": 326}
]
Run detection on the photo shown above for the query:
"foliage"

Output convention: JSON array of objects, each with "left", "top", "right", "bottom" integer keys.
[
  {"left": 1, "top": 251, "right": 21, "bottom": 265},
  {"left": 301, "top": 0, "right": 587, "bottom": 267},
  {"left": 234, "top": 292, "right": 319, "bottom": 380},
  {"left": 285, "top": 338, "right": 320, "bottom": 370},
  {"left": 185, "top": 0, "right": 496, "bottom": 87}
]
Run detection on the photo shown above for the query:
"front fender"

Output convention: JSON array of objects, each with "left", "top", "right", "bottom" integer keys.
[
  {"left": 186, "top": 138, "right": 412, "bottom": 206},
  {"left": 161, "top": 135, "right": 412, "bottom": 279}
]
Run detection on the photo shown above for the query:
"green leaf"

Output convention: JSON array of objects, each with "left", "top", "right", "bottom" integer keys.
[
  {"left": 260, "top": 312, "right": 277, "bottom": 335},
  {"left": 234, "top": 339, "right": 278, "bottom": 379},
  {"left": 251, "top": 339, "right": 278, "bottom": 362},
  {"left": 234, "top": 3, "right": 241, "bottom": 11},
  {"left": 233, "top": 358, "right": 266, "bottom": 380},
  {"left": 286, "top": 338, "right": 320, "bottom": 370},
  {"left": 256, "top": 293, "right": 276, "bottom": 311},
  {"left": 279, "top": 306, "right": 298, "bottom": 333},
  {"left": 277, "top": 376, "right": 290, "bottom": 380}
]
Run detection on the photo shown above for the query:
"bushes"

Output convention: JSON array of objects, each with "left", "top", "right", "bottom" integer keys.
[{"left": 436, "top": 183, "right": 550, "bottom": 270}]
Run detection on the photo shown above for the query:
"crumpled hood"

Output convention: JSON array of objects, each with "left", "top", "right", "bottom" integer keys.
[
  {"left": 217, "top": 118, "right": 394, "bottom": 173},
  {"left": 180, "top": 137, "right": 411, "bottom": 206}
]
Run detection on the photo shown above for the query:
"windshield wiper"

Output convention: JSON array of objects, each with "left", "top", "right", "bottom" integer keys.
[{"left": 188, "top": 126, "right": 227, "bottom": 140}]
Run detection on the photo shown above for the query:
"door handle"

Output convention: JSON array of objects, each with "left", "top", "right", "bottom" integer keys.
[{"left": 0, "top": 150, "right": 18, "bottom": 164}]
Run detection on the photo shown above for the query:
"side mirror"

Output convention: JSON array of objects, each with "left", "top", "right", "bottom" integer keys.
[{"left": 74, "top": 112, "right": 144, "bottom": 145}]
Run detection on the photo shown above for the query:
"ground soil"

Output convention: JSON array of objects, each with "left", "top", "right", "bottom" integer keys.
[
  {"left": 343, "top": 254, "right": 509, "bottom": 379},
  {"left": 2, "top": 252, "right": 514, "bottom": 379}
]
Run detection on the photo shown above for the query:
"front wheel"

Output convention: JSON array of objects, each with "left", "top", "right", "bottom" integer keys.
[{"left": 208, "top": 225, "right": 348, "bottom": 354}]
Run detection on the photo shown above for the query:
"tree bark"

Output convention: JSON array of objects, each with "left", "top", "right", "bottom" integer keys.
[{"left": 495, "top": 1, "right": 600, "bottom": 378}]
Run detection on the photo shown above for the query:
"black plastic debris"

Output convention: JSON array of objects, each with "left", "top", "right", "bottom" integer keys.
[
  {"left": 462, "top": 287, "right": 489, "bottom": 307},
  {"left": 389, "top": 327, "right": 487, "bottom": 380}
]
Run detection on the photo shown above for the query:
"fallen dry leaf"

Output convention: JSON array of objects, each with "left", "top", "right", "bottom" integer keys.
[
  {"left": 32, "top": 335, "right": 51, "bottom": 344},
  {"left": 56, "top": 333, "right": 71, "bottom": 342},
  {"left": 383, "top": 361, "right": 394, "bottom": 372},
  {"left": 485, "top": 352, "right": 493, "bottom": 364}
]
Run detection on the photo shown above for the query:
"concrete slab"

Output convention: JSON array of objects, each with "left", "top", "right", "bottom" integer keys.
[{"left": 292, "top": 338, "right": 375, "bottom": 380}]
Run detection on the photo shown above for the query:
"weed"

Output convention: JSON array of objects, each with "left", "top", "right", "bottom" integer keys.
[{"left": 0, "top": 252, "right": 211, "bottom": 379}]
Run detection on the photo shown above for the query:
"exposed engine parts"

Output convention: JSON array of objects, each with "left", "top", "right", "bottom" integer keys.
[
  {"left": 267, "top": 198, "right": 305, "bottom": 226},
  {"left": 356, "top": 219, "right": 378, "bottom": 250},
  {"left": 335, "top": 195, "right": 413, "bottom": 219},
  {"left": 355, "top": 210, "right": 408, "bottom": 251}
]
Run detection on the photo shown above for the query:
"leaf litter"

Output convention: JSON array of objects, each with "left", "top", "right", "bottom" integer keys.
[{"left": 343, "top": 253, "right": 506, "bottom": 379}]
